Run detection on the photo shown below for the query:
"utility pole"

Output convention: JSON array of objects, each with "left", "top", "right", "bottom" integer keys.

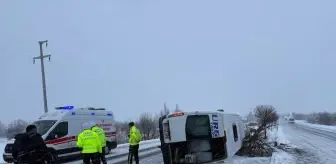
[{"left": 33, "top": 40, "right": 51, "bottom": 113}]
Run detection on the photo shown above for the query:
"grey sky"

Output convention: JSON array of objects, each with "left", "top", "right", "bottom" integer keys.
[{"left": 1, "top": 0, "right": 336, "bottom": 124}]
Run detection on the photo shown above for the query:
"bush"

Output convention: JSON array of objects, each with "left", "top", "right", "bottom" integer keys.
[{"left": 237, "top": 105, "right": 278, "bottom": 157}]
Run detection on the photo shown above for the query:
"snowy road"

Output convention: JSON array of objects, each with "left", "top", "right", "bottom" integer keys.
[
  {"left": 128, "top": 122, "right": 336, "bottom": 164},
  {"left": 129, "top": 154, "right": 163, "bottom": 164},
  {"left": 110, "top": 152, "right": 271, "bottom": 164},
  {"left": 282, "top": 122, "right": 336, "bottom": 164}
]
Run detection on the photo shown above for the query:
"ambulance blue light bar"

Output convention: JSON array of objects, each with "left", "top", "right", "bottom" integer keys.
[{"left": 55, "top": 106, "right": 74, "bottom": 110}]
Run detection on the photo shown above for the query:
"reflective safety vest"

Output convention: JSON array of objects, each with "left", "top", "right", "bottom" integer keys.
[
  {"left": 92, "top": 126, "right": 107, "bottom": 147},
  {"left": 77, "top": 129, "right": 102, "bottom": 153},
  {"left": 129, "top": 126, "right": 142, "bottom": 146}
]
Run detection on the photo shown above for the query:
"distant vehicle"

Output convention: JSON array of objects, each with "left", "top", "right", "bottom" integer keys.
[
  {"left": 288, "top": 118, "right": 295, "bottom": 124},
  {"left": 247, "top": 122, "right": 259, "bottom": 133},
  {"left": 3, "top": 106, "right": 117, "bottom": 163},
  {"left": 158, "top": 110, "right": 245, "bottom": 164},
  {"left": 287, "top": 113, "right": 295, "bottom": 124}
]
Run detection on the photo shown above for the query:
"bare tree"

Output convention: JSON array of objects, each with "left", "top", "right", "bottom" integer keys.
[
  {"left": 254, "top": 105, "right": 278, "bottom": 139},
  {"left": 137, "top": 113, "right": 156, "bottom": 140},
  {"left": 115, "top": 121, "right": 129, "bottom": 144},
  {"left": 0, "top": 121, "right": 6, "bottom": 137},
  {"left": 6, "top": 119, "right": 28, "bottom": 139},
  {"left": 307, "top": 112, "right": 319, "bottom": 124},
  {"left": 160, "top": 102, "right": 170, "bottom": 116},
  {"left": 317, "top": 112, "right": 332, "bottom": 125},
  {"left": 174, "top": 104, "right": 182, "bottom": 112}
]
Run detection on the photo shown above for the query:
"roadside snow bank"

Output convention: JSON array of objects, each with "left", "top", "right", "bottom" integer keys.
[
  {"left": 270, "top": 152, "right": 295, "bottom": 164},
  {"left": 267, "top": 126, "right": 289, "bottom": 145},
  {"left": 216, "top": 156, "right": 270, "bottom": 164},
  {"left": 268, "top": 127, "right": 278, "bottom": 143},
  {"left": 230, "top": 156, "right": 270, "bottom": 164},
  {"left": 269, "top": 126, "right": 296, "bottom": 164},
  {"left": 276, "top": 126, "right": 290, "bottom": 145},
  {"left": 295, "top": 120, "right": 336, "bottom": 133}
]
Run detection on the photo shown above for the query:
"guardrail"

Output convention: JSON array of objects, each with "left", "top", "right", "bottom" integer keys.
[
  {"left": 116, "top": 139, "right": 160, "bottom": 148},
  {"left": 106, "top": 141, "right": 160, "bottom": 160}
]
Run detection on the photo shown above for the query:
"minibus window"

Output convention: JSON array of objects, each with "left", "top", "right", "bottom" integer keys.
[{"left": 186, "top": 115, "right": 211, "bottom": 139}]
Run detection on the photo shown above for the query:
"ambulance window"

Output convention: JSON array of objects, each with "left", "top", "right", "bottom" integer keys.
[
  {"left": 232, "top": 124, "right": 238, "bottom": 142},
  {"left": 32, "top": 120, "right": 57, "bottom": 136},
  {"left": 55, "top": 122, "right": 68, "bottom": 138},
  {"left": 46, "top": 122, "right": 68, "bottom": 140}
]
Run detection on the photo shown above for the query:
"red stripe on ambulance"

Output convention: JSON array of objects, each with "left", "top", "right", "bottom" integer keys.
[
  {"left": 105, "top": 132, "right": 116, "bottom": 136},
  {"left": 45, "top": 136, "right": 76, "bottom": 145},
  {"left": 45, "top": 132, "right": 116, "bottom": 145}
]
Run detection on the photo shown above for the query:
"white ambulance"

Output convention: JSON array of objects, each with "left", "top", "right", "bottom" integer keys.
[
  {"left": 2, "top": 106, "right": 117, "bottom": 163},
  {"left": 158, "top": 110, "right": 245, "bottom": 164}
]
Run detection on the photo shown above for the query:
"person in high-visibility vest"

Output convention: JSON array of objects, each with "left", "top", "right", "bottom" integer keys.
[
  {"left": 77, "top": 123, "right": 102, "bottom": 164},
  {"left": 128, "top": 122, "right": 142, "bottom": 164},
  {"left": 91, "top": 123, "right": 107, "bottom": 164}
]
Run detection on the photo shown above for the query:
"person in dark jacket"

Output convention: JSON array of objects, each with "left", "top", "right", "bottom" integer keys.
[{"left": 12, "top": 125, "right": 51, "bottom": 164}]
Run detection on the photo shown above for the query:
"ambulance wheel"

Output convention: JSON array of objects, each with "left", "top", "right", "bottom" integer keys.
[
  {"left": 104, "top": 146, "right": 111, "bottom": 155},
  {"left": 104, "top": 142, "right": 112, "bottom": 155},
  {"left": 46, "top": 148, "right": 59, "bottom": 164},
  {"left": 49, "top": 152, "right": 59, "bottom": 164},
  {"left": 110, "top": 141, "right": 117, "bottom": 149}
]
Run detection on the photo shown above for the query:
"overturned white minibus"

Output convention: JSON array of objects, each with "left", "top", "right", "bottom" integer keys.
[{"left": 158, "top": 110, "right": 245, "bottom": 163}]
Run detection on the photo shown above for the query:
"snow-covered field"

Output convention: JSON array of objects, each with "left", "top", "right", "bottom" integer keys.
[
  {"left": 0, "top": 138, "right": 7, "bottom": 163},
  {"left": 295, "top": 120, "right": 336, "bottom": 133}
]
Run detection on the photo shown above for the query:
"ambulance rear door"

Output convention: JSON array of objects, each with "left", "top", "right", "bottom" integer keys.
[{"left": 96, "top": 117, "right": 116, "bottom": 142}]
